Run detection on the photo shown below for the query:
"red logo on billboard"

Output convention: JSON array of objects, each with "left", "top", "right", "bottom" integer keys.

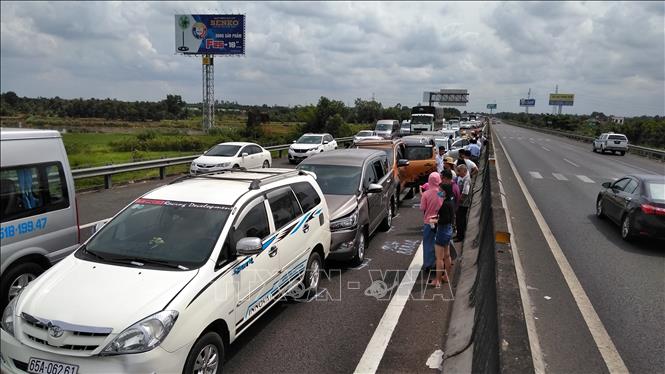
[{"left": 192, "top": 22, "right": 207, "bottom": 39}]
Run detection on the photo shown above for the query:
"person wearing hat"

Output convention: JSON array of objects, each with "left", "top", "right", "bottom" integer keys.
[{"left": 443, "top": 156, "right": 457, "bottom": 178}]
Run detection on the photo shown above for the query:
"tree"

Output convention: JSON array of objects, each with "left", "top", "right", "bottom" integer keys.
[
  {"left": 304, "top": 96, "right": 347, "bottom": 134},
  {"left": 353, "top": 98, "right": 382, "bottom": 124}
]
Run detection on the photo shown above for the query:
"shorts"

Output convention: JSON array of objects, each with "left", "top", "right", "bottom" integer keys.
[{"left": 435, "top": 224, "right": 453, "bottom": 246}]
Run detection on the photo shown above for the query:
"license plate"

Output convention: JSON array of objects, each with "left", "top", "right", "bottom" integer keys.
[
  {"left": 614, "top": 141, "right": 621, "bottom": 144},
  {"left": 28, "top": 358, "right": 79, "bottom": 374}
]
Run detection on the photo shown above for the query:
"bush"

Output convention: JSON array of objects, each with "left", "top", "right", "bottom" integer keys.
[{"left": 136, "top": 129, "right": 158, "bottom": 142}]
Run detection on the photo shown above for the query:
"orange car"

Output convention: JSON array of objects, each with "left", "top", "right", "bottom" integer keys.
[
  {"left": 352, "top": 139, "right": 410, "bottom": 201},
  {"left": 400, "top": 135, "right": 437, "bottom": 190}
]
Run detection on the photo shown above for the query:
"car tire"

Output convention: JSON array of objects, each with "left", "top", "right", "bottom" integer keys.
[
  {"left": 380, "top": 200, "right": 393, "bottom": 232},
  {"left": 620, "top": 151, "right": 625, "bottom": 156},
  {"left": 300, "top": 252, "right": 322, "bottom": 299},
  {"left": 595, "top": 198, "right": 605, "bottom": 219},
  {"left": 592, "top": 146, "right": 597, "bottom": 153},
  {"left": 232, "top": 164, "right": 240, "bottom": 169},
  {"left": 288, "top": 159, "right": 296, "bottom": 165},
  {"left": 350, "top": 230, "right": 367, "bottom": 266},
  {"left": 621, "top": 214, "right": 634, "bottom": 241},
  {"left": 1, "top": 262, "right": 43, "bottom": 310},
  {"left": 262, "top": 160, "right": 270, "bottom": 168},
  {"left": 183, "top": 331, "right": 224, "bottom": 374}
]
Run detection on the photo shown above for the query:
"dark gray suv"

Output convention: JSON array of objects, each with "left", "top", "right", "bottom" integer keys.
[{"left": 298, "top": 149, "right": 396, "bottom": 265}]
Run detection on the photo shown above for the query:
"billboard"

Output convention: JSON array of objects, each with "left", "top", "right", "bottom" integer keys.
[
  {"left": 423, "top": 89, "right": 468, "bottom": 106},
  {"left": 486, "top": 104, "right": 497, "bottom": 109},
  {"left": 175, "top": 14, "right": 245, "bottom": 55},
  {"left": 520, "top": 98, "right": 536, "bottom": 107},
  {"left": 549, "top": 93, "right": 574, "bottom": 106}
]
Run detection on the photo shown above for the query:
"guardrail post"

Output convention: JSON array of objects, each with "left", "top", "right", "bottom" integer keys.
[
  {"left": 279, "top": 150, "right": 283, "bottom": 158},
  {"left": 160, "top": 166, "right": 166, "bottom": 180},
  {"left": 104, "top": 174, "right": 112, "bottom": 189}
]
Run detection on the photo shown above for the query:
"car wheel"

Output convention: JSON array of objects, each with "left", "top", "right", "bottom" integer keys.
[
  {"left": 621, "top": 214, "right": 634, "bottom": 241},
  {"left": 233, "top": 164, "right": 240, "bottom": 169},
  {"left": 1, "top": 262, "right": 43, "bottom": 310},
  {"left": 288, "top": 159, "right": 296, "bottom": 164},
  {"left": 351, "top": 230, "right": 366, "bottom": 266},
  {"left": 620, "top": 151, "right": 625, "bottom": 156},
  {"left": 300, "top": 252, "right": 322, "bottom": 299},
  {"left": 592, "top": 146, "right": 597, "bottom": 153},
  {"left": 380, "top": 201, "right": 393, "bottom": 231},
  {"left": 262, "top": 160, "right": 270, "bottom": 168},
  {"left": 183, "top": 331, "right": 224, "bottom": 374},
  {"left": 596, "top": 198, "right": 605, "bottom": 219}
]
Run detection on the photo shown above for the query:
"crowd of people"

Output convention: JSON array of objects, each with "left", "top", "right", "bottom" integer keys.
[{"left": 419, "top": 129, "right": 486, "bottom": 287}]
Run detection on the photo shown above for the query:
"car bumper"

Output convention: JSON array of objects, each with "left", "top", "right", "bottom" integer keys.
[
  {"left": 1, "top": 329, "right": 190, "bottom": 374},
  {"left": 328, "top": 228, "right": 361, "bottom": 261},
  {"left": 190, "top": 165, "right": 231, "bottom": 174},
  {"left": 633, "top": 213, "right": 665, "bottom": 239},
  {"left": 288, "top": 150, "right": 317, "bottom": 161}
]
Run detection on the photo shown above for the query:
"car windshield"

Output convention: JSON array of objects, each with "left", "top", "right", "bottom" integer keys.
[
  {"left": 646, "top": 182, "right": 665, "bottom": 202},
  {"left": 411, "top": 116, "right": 432, "bottom": 124},
  {"left": 376, "top": 123, "right": 391, "bottom": 130},
  {"left": 205, "top": 144, "right": 240, "bottom": 157},
  {"left": 401, "top": 124, "right": 410, "bottom": 129},
  {"left": 297, "top": 135, "right": 323, "bottom": 144},
  {"left": 405, "top": 146, "right": 433, "bottom": 160},
  {"left": 298, "top": 164, "right": 361, "bottom": 195},
  {"left": 84, "top": 198, "right": 230, "bottom": 269},
  {"left": 358, "top": 131, "right": 374, "bottom": 136}
]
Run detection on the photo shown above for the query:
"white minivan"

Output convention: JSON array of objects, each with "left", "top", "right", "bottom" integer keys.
[
  {"left": 1, "top": 169, "right": 330, "bottom": 374},
  {"left": 0, "top": 128, "right": 79, "bottom": 310}
]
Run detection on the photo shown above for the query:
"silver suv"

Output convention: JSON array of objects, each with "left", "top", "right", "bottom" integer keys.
[{"left": 298, "top": 149, "right": 396, "bottom": 265}]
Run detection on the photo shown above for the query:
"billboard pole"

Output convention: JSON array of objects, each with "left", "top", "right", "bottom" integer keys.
[
  {"left": 202, "top": 55, "right": 215, "bottom": 130},
  {"left": 526, "top": 88, "right": 531, "bottom": 115}
]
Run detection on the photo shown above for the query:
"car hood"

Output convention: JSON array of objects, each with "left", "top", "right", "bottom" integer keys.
[
  {"left": 193, "top": 155, "right": 235, "bottom": 165},
  {"left": 325, "top": 194, "right": 358, "bottom": 220},
  {"left": 17, "top": 256, "right": 198, "bottom": 332},
  {"left": 291, "top": 143, "right": 320, "bottom": 150}
]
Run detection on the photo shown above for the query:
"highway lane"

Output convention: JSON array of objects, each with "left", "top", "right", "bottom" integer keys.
[
  {"left": 75, "top": 156, "right": 448, "bottom": 373},
  {"left": 494, "top": 121, "right": 664, "bottom": 373}
]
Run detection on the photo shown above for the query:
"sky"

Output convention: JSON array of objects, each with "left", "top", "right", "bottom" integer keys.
[{"left": 1, "top": 1, "right": 664, "bottom": 116}]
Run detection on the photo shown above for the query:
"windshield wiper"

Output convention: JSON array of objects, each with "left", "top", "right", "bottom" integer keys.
[{"left": 111, "top": 256, "right": 190, "bottom": 270}]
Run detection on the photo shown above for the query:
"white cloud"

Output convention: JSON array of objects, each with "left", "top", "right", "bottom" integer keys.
[{"left": 0, "top": 1, "right": 663, "bottom": 116}]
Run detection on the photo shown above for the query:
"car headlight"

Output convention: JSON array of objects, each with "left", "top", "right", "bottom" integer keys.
[
  {"left": 1, "top": 293, "right": 19, "bottom": 336},
  {"left": 100, "top": 310, "right": 178, "bottom": 356},
  {"left": 330, "top": 210, "right": 358, "bottom": 231},
  {"left": 215, "top": 162, "right": 230, "bottom": 167}
]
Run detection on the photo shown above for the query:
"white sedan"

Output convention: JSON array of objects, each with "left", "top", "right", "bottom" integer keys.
[
  {"left": 288, "top": 133, "right": 337, "bottom": 164},
  {"left": 190, "top": 142, "right": 271, "bottom": 174},
  {"left": 353, "top": 130, "right": 382, "bottom": 143}
]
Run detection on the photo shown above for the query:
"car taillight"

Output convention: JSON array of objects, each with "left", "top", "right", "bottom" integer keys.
[{"left": 641, "top": 203, "right": 665, "bottom": 216}]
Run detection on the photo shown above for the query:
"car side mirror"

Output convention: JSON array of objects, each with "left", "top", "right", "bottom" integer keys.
[
  {"left": 367, "top": 183, "right": 383, "bottom": 194},
  {"left": 601, "top": 182, "right": 611, "bottom": 188},
  {"left": 92, "top": 220, "right": 108, "bottom": 234},
  {"left": 323, "top": 141, "right": 329, "bottom": 144},
  {"left": 397, "top": 159, "right": 410, "bottom": 167},
  {"left": 236, "top": 237, "right": 262, "bottom": 256},
  {"left": 242, "top": 152, "right": 249, "bottom": 157},
  {"left": 292, "top": 140, "right": 297, "bottom": 143}
]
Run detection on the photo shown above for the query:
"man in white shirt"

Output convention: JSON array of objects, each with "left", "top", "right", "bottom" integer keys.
[
  {"left": 435, "top": 146, "right": 446, "bottom": 173},
  {"left": 455, "top": 164, "right": 472, "bottom": 241},
  {"left": 458, "top": 150, "right": 478, "bottom": 177}
]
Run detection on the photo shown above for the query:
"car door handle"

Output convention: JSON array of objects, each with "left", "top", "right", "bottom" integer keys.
[
  {"left": 302, "top": 223, "right": 310, "bottom": 233},
  {"left": 269, "top": 246, "right": 278, "bottom": 258}
]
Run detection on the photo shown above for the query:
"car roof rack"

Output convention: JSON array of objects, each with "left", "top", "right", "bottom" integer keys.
[{"left": 169, "top": 168, "right": 308, "bottom": 190}]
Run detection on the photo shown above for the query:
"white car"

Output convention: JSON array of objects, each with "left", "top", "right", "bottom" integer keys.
[
  {"left": 190, "top": 142, "right": 271, "bottom": 174},
  {"left": 1, "top": 169, "right": 331, "bottom": 374},
  {"left": 592, "top": 133, "right": 629, "bottom": 155},
  {"left": 445, "top": 137, "right": 471, "bottom": 159},
  {"left": 353, "top": 130, "right": 382, "bottom": 143},
  {"left": 288, "top": 133, "right": 337, "bottom": 164}
]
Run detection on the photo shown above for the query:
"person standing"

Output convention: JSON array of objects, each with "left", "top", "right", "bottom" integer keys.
[
  {"left": 443, "top": 157, "right": 457, "bottom": 179},
  {"left": 420, "top": 172, "right": 443, "bottom": 272},
  {"left": 455, "top": 164, "right": 471, "bottom": 242},
  {"left": 429, "top": 183, "right": 456, "bottom": 286},
  {"left": 447, "top": 134, "right": 454, "bottom": 150},
  {"left": 435, "top": 146, "right": 446, "bottom": 173},
  {"left": 468, "top": 139, "right": 481, "bottom": 163}
]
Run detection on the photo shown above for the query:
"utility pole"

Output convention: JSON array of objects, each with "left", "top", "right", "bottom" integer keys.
[
  {"left": 202, "top": 55, "right": 215, "bottom": 130},
  {"left": 526, "top": 88, "right": 531, "bottom": 114}
]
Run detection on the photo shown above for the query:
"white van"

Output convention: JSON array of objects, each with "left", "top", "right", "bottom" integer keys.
[{"left": 0, "top": 128, "right": 79, "bottom": 309}]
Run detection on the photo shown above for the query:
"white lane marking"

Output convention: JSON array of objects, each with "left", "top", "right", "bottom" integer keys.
[
  {"left": 495, "top": 135, "right": 629, "bottom": 374},
  {"left": 577, "top": 175, "right": 595, "bottom": 184},
  {"left": 541, "top": 146, "right": 551, "bottom": 152},
  {"left": 552, "top": 173, "right": 568, "bottom": 181},
  {"left": 529, "top": 172, "right": 544, "bottom": 179},
  {"left": 494, "top": 138, "right": 546, "bottom": 374},
  {"left": 354, "top": 244, "right": 423, "bottom": 374},
  {"left": 564, "top": 158, "right": 580, "bottom": 167},
  {"left": 79, "top": 218, "right": 110, "bottom": 230}
]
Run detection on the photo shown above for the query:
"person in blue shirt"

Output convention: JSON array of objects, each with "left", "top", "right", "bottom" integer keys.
[{"left": 468, "top": 139, "right": 481, "bottom": 163}]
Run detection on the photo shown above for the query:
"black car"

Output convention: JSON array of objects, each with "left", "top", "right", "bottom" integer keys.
[{"left": 596, "top": 174, "right": 665, "bottom": 240}]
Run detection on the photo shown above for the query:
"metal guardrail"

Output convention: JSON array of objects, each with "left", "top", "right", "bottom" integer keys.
[
  {"left": 501, "top": 120, "right": 665, "bottom": 161},
  {"left": 71, "top": 136, "right": 355, "bottom": 189}
]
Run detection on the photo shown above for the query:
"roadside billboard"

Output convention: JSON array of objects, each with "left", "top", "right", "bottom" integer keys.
[
  {"left": 549, "top": 94, "right": 574, "bottom": 106},
  {"left": 519, "top": 98, "right": 536, "bottom": 107},
  {"left": 175, "top": 14, "right": 245, "bottom": 55},
  {"left": 486, "top": 104, "right": 497, "bottom": 109}
]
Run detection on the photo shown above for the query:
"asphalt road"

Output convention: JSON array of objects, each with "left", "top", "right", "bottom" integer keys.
[
  {"left": 76, "top": 155, "right": 452, "bottom": 373},
  {"left": 493, "top": 121, "right": 664, "bottom": 374}
]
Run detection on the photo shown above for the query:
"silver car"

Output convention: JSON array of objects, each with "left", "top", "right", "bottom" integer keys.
[
  {"left": 298, "top": 149, "right": 396, "bottom": 265},
  {"left": 1, "top": 128, "right": 79, "bottom": 309}
]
